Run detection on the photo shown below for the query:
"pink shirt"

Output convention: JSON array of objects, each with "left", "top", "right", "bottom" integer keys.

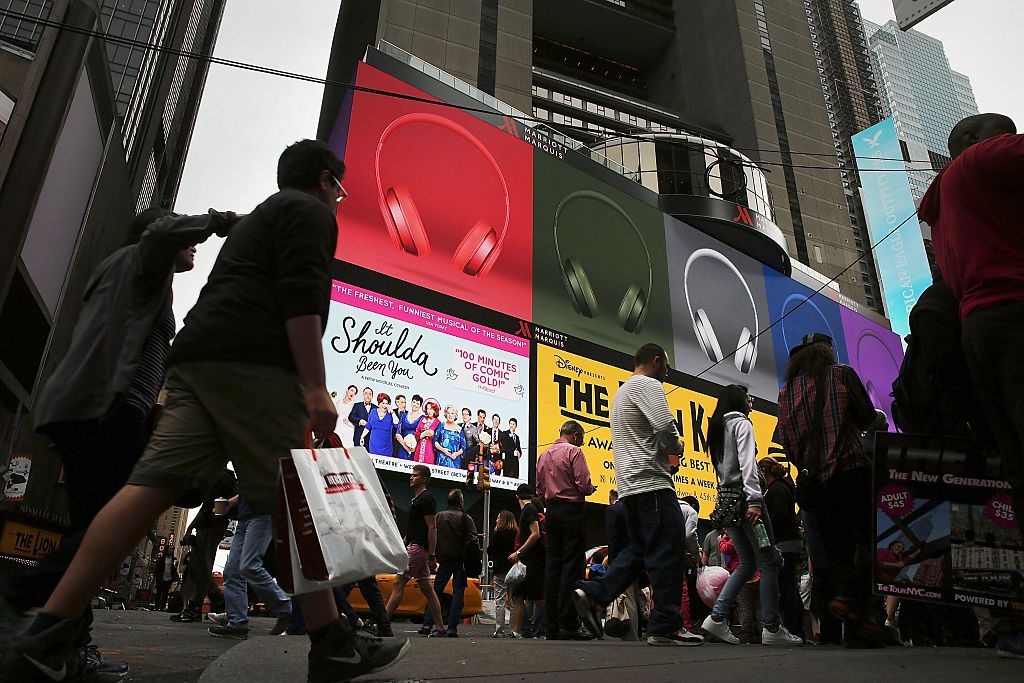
[{"left": 536, "top": 438, "right": 596, "bottom": 503}]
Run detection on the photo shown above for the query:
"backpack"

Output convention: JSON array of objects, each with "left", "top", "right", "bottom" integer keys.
[{"left": 890, "top": 282, "right": 972, "bottom": 435}]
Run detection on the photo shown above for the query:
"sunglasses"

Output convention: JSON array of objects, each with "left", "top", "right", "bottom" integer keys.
[{"left": 329, "top": 174, "right": 348, "bottom": 203}]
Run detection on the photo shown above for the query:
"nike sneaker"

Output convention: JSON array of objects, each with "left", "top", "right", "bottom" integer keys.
[
  {"left": 307, "top": 620, "right": 410, "bottom": 683},
  {"left": 0, "top": 617, "right": 82, "bottom": 683}
]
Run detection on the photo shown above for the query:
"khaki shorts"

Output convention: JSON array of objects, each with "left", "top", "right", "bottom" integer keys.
[{"left": 127, "top": 360, "right": 306, "bottom": 515}]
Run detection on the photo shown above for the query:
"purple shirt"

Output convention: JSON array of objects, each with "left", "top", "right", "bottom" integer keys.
[{"left": 536, "top": 438, "right": 596, "bottom": 503}]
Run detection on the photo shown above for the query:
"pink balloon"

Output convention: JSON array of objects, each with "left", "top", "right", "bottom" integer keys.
[{"left": 696, "top": 566, "right": 731, "bottom": 607}]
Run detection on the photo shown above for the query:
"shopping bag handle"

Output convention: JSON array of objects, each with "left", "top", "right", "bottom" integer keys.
[{"left": 304, "top": 428, "right": 352, "bottom": 461}]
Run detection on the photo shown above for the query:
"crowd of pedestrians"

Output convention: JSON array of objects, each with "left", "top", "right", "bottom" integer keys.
[{"left": 0, "top": 112, "right": 1021, "bottom": 682}]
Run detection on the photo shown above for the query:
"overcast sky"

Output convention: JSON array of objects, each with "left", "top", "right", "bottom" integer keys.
[{"left": 171, "top": 0, "right": 1023, "bottom": 325}]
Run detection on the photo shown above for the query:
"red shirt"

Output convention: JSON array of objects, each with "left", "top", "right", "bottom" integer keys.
[
  {"left": 919, "top": 134, "right": 1024, "bottom": 319},
  {"left": 535, "top": 438, "right": 596, "bottom": 503}
]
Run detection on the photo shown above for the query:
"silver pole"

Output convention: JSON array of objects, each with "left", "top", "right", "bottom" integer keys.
[{"left": 482, "top": 488, "right": 492, "bottom": 599}]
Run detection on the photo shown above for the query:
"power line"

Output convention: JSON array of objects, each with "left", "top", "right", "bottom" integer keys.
[{"left": 3, "top": 8, "right": 947, "bottom": 174}]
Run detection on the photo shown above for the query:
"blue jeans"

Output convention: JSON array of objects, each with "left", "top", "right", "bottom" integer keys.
[
  {"left": 422, "top": 559, "right": 467, "bottom": 634},
  {"left": 711, "top": 513, "right": 783, "bottom": 631},
  {"left": 223, "top": 515, "right": 291, "bottom": 629},
  {"left": 579, "top": 488, "right": 685, "bottom": 636}
]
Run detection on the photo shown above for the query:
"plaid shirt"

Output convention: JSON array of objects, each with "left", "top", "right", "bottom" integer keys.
[{"left": 775, "top": 364, "right": 876, "bottom": 482}]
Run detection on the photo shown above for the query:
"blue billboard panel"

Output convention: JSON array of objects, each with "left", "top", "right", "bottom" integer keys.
[{"left": 853, "top": 118, "right": 932, "bottom": 341}]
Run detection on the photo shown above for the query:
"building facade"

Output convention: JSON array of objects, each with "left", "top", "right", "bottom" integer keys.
[
  {"left": 320, "top": 0, "right": 873, "bottom": 307},
  {"left": 862, "top": 17, "right": 978, "bottom": 201},
  {"left": 0, "top": 0, "right": 222, "bottom": 576}
]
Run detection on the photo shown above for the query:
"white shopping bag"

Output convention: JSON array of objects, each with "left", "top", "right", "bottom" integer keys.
[{"left": 274, "top": 440, "right": 406, "bottom": 596}]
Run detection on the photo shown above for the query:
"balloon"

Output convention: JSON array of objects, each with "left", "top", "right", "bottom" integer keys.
[{"left": 696, "top": 566, "right": 731, "bottom": 607}]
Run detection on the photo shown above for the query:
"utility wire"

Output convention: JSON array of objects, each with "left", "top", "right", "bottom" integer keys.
[{"left": 3, "top": 8, "right": 946, "bottom": 173}]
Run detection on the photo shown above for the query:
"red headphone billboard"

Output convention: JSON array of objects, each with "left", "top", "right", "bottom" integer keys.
[{"left": 335, "top": 64, "right": 533, "bottom": 320}]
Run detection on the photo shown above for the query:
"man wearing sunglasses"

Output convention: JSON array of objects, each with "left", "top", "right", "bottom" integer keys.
[{"left": 1, "top": 140, "right": 409, "bottom": 683}]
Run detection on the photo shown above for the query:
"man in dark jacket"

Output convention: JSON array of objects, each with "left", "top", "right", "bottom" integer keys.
[
  {"left": 422, "top": 489, "right": 477, "bottom": 637},
  {"left": 0, "top": 207, "right": 235, "bottom": 676}
]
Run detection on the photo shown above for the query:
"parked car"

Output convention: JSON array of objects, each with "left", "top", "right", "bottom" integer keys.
[{"left": 348, "top": 573, "right": 483, "bottom": 622}]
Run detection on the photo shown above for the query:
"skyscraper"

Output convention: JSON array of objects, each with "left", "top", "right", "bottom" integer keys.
[
  {"left": 320, "top": 0, "right": 873, "bottom": 308},
  {"left": 803, "top": 0, "right": 884, "bottom": 311},
  {"left": 0, "top": 0, "right": 224, "bottom": 572},
  {"left": 862, "top": 17, "right": 979, "bottom": 201}
]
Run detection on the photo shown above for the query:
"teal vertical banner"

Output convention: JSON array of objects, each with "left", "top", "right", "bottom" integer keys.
[{"left": 853, "top": 118, "right": 932, "bottom": 341}]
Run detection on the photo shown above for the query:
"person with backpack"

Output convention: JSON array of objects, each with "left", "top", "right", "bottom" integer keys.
[
  {"left": 775, "top": 333, "right": 879, "bottom": 648},
  {"left": 421, "top": 489, "right": 477, "bottom": 637}
]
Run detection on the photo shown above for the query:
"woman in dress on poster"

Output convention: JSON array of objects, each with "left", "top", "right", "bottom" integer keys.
[
  {"left": 413, "top": 400, "right": 441, "bottom": 465},
  {"left": 363, "top": 392, "right": 400, "bottom": 457},
  {"left": 396, "top": 394, "right": 424, "bottom": 460},
  {"left": 333, "top": 384, "right": 358, "bottom": 447},
  {"left": 433, "top": 405, "right": 467, "bottom": 470}
]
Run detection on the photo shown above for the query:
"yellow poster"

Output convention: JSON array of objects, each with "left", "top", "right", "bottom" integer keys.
[
  {"left": 0, "top": 521, "right": 62, "bottom": 560},
  {"left": 535, "top": 345, "right": 779, "bottom": 518}
]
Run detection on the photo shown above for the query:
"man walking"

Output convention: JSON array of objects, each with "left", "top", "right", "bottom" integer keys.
[
  {"left": 421, "top": 489, "right": 477, "bottom": 637},
  {"left": 536, "top": 420, "right": 595, "bottom": 639},
  {"left": 572, "top": 343, "right": 704, "bottom": 646},
  {"left": 0, "top": 140, "right": 408, "bottom": 683},
  {"left": 152, "top": 549, "right": 178, "bottom": 612},
  {"left": 918, "top": 112, "right": 1024, "bottom": 658},
  {"left": 386, "top": 464, "right": 447, "bottom": 637},
  {"left": 207, "top": 494, "right": 291, "bottom": 640}
]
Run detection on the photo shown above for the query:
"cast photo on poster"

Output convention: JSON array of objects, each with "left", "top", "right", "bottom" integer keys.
[
  {"left": 531, "top": 150, "right": 673, "bottom": 358},
  {"left": 839, "top": 306, "right": 904, "bottom": 427},
  {"left": 762, "top": 268, "right": 849, "bottom": 387},
  {"left": 664, "top": 215, "right": 779, "bottom": 402},
  {"left": 330, "top": 62, "right": 534, "bottom": 321},
  {"left": 323, "top": 280, "right": 531, "bottom": 491}
]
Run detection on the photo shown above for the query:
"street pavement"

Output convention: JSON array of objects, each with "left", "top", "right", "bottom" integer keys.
[{"left": 91, "top": 610, "right": 1022, "bottom": 682}]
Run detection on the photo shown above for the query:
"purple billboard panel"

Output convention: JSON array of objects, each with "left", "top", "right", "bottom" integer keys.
[{"left": 840, "top": 307, "right": 904, "bottom": 428}]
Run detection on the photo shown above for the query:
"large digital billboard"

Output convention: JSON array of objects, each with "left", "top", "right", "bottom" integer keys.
[
  {"left": 534, "top": 343, "right": 779, "bottom": 517},
  {"left": 324, "top": 280, "right": 532, "bottom": 490},
  {"left": 336, "top": 63, "right": 534, "bottom": 321},
  {"left": 853, "top": 118, "right": 932, "bottom": 342}
]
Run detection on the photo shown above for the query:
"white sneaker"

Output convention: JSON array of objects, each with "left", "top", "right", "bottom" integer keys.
[
  {"left": 700, "top": 615, "right": 740, "bottom": 644},
  {"left": 206, "top": 612, "right": 228, "bottom": 626},
  {"left": 762, "top": 625, "right": 803, "bottom": 646}
]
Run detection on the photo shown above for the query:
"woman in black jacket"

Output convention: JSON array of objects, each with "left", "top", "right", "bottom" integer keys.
[
  {"left": 487, "top": 510, "right": 518, "bottom": 638},
  {"left": 759, "top": 457, "right": 804, "bottom": 641}
]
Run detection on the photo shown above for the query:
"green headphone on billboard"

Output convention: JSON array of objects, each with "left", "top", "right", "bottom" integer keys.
[{"left": 553, "top": 190, "right": 653, "bottom": 334}]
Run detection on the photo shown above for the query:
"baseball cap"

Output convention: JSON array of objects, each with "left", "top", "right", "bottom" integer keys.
[
  {"left": 789, "top": 332, "right": 833, "bottom": 357},
  {"left": 516, "top": 483, "right": 535, "bottom": 499}
]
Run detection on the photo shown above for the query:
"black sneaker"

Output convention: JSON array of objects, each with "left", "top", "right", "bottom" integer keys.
[
  {"left": 416, "top": 626, "right": 431, "bottom": 636},
  {"left": 80, "top": 644, "right": 129, "bottom": 682},
  {"left": 208, "top": 625, "right": 249, "bottom": 640},
  {"left": 0, "top": 617, "right": 82, "bottom": 683},
  {"left": 0, "top": 595, "right": 27, "bottom": 656},
  {"left": 271, "top": 614, "right": 292, "bottom": 636},
  {"left": 376, "top": 623, "right": 395, "bottom": 638},
  {"left": 169, "top": 609, "right": 202, "bottom": 623},
  {"left": 571, "top": 589, "right": 604, "bottom": 639},
  {"left": 646, "top": 629, "right": 705, "bottom": 646},
  {"left": 307, "top": 620, "right": 410, "bottom": 683}
]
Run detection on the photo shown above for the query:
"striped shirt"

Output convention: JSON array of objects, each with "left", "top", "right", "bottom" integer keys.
[
  {"left": 122, "top": 309, "right": 175, "bottom": 416},
  {"left": 610, "top": 374, "right": 679, "bottom": 497}
]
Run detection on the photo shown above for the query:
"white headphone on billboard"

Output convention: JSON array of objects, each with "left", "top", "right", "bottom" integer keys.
[{"left": 683, "top": 248, "right": 759, "bottom": 374}]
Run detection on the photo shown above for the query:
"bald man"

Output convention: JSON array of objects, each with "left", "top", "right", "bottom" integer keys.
[{"left": 919, "top": 113, "right": 1024, "bottom": 540}]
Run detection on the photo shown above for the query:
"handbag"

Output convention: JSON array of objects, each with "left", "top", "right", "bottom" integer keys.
[
  {"left": 709, "top": 486, "right": 747, "bottom": 528},
  {"left": 795, "top": 370, "right": 830, "bottom": 512},
  {"left": 273, "top": 434, "right": 407, "bottom": 596}
]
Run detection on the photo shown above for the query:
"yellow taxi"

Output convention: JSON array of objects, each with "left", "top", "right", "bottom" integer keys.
[{"left": 348, "top": 573, "right": 484, "bottom": 622}]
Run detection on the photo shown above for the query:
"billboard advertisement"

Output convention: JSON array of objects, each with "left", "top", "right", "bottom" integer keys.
[
  {"left": 324, "top": 280, "right": 531, "bottom": 490},
  {"left": 532, "top": 150, "right": 673, "bottom": 358},
  {"left": 874, "top": 432, "right": 1022, "bottom": 613},
  {"left": 853, "top": 118, "right": 932, "bottom": 341},
  {"left": 336, "top": 62, "right": 534, "bottom": 321},
  {"left": 666, "top": 215, "right": 779, "bottom": 402},
  {"left": 763, "top": 267, "right": 849, "bottom": 386},
  {"left": 840, "top": 306, "right": 904, "bottom": 427},
  {"left": 534, "top": 343, "right": 779, "bottom": 517}
]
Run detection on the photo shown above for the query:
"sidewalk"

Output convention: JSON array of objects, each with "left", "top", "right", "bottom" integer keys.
[{"left": 197, "top": 622, "right": 1021, "bottom": 682}]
